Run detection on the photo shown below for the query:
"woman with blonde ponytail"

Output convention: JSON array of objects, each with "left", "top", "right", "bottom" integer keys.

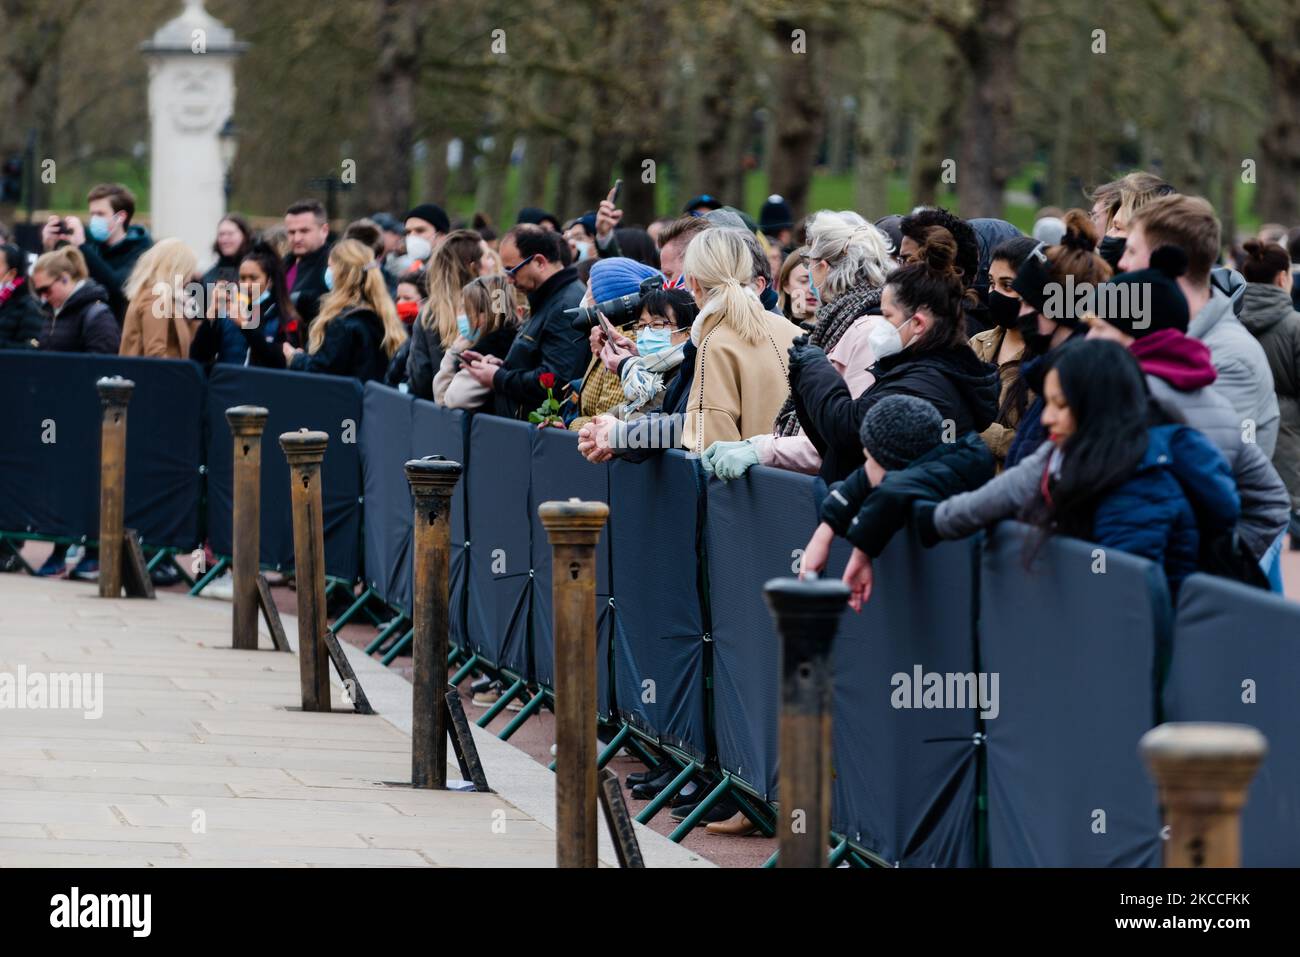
[
  {"left": 283, "top": 238, "right": 406, "bottom": 382},
  {"left": 680, "top": 228, "right": 801, "bottom": 452}
]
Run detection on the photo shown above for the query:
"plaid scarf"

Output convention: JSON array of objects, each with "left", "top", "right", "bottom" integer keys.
[{"left": 773, "top": 282, "right": 882, "bottom": 437}]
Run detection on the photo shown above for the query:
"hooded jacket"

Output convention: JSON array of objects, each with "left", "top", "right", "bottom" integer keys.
[
  {"left": 820, "top": 432, "right": 995, "bottom": 557},
  {"left": 0, "top": 280, "right": 44, "bottom": 349},
  {"left": 37, "top": 280, "right": 120, "bottom": 354},
  {"left": 1189, "top": 288, "right": 1279, "bottom": 456},
  {"left": 924, "top": 425, "right": 1239, "bottom": 597},
  {"left": 288, "top": 306, "right": 390, "bottom": 382},
  {"left": 792, "top": 339, "right": 999, "bottom": 483},
  {"left": 1132, "top": 328, "right": 1289, "bottom": 557},
  {"left": 80, "top": 225, "right": 153, "bottom": 321},
  {"left": 1239, "top": 282, "right": 1300, "bottom": 510}
]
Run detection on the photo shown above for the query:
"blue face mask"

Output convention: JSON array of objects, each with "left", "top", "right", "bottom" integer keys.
[
  {"left": 323, "top": 266, "right": 334, "bottom": 291},
  {"left": 456, "top": 313, "right": 480, "bottom": 343},
  {"left": 636, "top": 327, "right": 673, "bottom": 355},
  {"left": 88, "top": 215, "right": 113, "bottom": 243},
  {"left": 257, "top": 290, "right": 271, "bottom": 306},
  {"left": 807, "top": 269, "right": 821, "bottom": 304}
]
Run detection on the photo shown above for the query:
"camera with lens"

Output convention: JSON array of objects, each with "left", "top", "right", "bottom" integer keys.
[{"left": 567, "top": 274, "right": 665, "bottom": 332}]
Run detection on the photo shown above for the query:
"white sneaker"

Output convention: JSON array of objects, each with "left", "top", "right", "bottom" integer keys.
[{"left": 200, "top": 571, "right": 235, "bottom": 601}]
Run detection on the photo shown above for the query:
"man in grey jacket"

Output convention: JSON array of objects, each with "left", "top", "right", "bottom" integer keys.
[{"left": 1120, "top": 195, "right": 1280, "bottom": 455}]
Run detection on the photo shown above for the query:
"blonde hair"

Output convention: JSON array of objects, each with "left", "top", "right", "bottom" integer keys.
[
  {"left": 309, "top": 239, "right": 406, "bottom": 358},
  {"left": 462, "top": 273, "right": 520, "bottom": 338},
  {"left": 34, "top": 246, "right": 88, "bottom": 282},
  {"left": 123, "top": 238, "right": 198, "bottom": 315},
  {"left": 422, "top": 229, "right": 483, "bottom": 347},
  {"left": 682, "top": 228, "right": 767, "bottom": 344}
]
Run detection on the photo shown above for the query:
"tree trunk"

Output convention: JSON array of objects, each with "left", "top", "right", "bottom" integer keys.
[
  {"left": 853, "top": 15, "right": 897, "bottom": 218},
  {"left": 1257, "top": 58, "right": 1300, "bottom": 223},
  {"left": 424, "top": 134, "right": 450, "bottom": 203},
  {"left": 911, "top": 46, "right": 961, "bottom": 209},
  {"left": 519, "top": 136, "right": 553, "bottom": 212},
  {"left": 767, "top": 20, "right": 832, "bottom": 221},
  {"left": 475, "top": 126, "right": 514, "bottom": 227},
  {"left": 360, "top": 0, "right": 421, "bottom": 215},
  {"left": 955, "top": 0, "right": 1018, "bottom": 218}
]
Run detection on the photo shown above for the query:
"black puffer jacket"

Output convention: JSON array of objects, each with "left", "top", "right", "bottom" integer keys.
[
  {"left": 288, "top": 306, "right": 389, "bottom": 382},
  {"left": 37, "top": 280, "right": 120, "bottom": 354},
  {"left": 0, "top": 281, "right": 44, "bottom": 349},
  {"left": 285, "top": 243, "right": 332, "bottom": 334},
  {"left": 820, "top": 432, "right": 996, "bottom": 557},
  {"left": 493, "top": 266, "right": 587, "bottom": 418},
  {"left": 792, "top": 342, "right": 1000, "bottom": 483}
]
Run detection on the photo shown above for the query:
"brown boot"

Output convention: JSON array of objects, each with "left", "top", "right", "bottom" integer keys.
[{"left": 704, "top": 811, "right": 758, "bottom": 836}]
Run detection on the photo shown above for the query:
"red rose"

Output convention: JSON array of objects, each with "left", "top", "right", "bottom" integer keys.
[{"left": 539, "top": 372, "right": 556, "bottom": 389}]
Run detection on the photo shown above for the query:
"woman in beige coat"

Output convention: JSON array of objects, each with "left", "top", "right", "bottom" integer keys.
[{"left": 119, "top": 238, "right": 198, "bottom": 359}]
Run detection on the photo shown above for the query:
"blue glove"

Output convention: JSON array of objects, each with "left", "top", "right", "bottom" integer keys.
[{"left": 702, "top": 439, "right": 761, "bottom": 480}]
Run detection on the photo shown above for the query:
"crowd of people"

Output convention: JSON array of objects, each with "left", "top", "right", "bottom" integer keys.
[{"left": 4, "top": 174, "right": 1300, "bottom": 832}]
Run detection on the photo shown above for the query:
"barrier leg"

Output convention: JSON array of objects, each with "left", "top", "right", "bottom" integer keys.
[
  {"left": 667, "top": 777, "right": 732, "bottom": 842},
  {"left": 96, "top": 376, "right": 134, "bottom": 599},
  {"left": 539, "top": 499, "right": 609, "bottom": 869},
  {"left": 405, "top": 456, "right": 463, "bottom": 790},
  {"left": 379, "top": 628, "right": 414, "bottom": 666},
  {"left": 476, "top": 677, "right": 525, "bottom": 727},
  {"left": 764, "top": 577, "right": 849, "bottom": 868},
  {"left": 329, "top": 586, "right": 375, "bottom": 633},
  {"left": 497, "top": 690, "right": 547, "bottom": 741},
  {"left": 1140, "top": 722, "right": 1267, "bottom": 867},
  {"left": 448, "top": 653, "right": 479, "bottom": 687},
  {"left": 635, "top": 760, "right": 696, "bottom": 824},
  {"left": 365, "top": 614, "right": 408, "bottom": 655},
  {"left": 280, "top": 430, "right": 331, "bottom": 712},
  {"left": 226, "top": 406, "right": 269, "bottom": 650}
]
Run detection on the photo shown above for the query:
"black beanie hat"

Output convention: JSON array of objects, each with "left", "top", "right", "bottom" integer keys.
[
  {"left": 1095, "top": 245, "right": 1190, "bottom": 339},
  {"left": 516, "top": 206, "right": 561, "bottom": 231},
  {"left": 859, "top": 395, "right": 944, "bottom": 471},
  {"left": 404, "top": 203, "right": 450, "bottom": 234}
]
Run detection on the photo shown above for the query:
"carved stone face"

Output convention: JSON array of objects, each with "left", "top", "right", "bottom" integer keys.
[{"left": 165, "top": 65, "right": 224, "bottom": 132}]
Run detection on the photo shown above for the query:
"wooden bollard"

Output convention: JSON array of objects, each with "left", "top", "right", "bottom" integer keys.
[
  {"left": 404, "top": 455, "right": 463, "bottom": 789},
  {"left": 226, "top": 406, "right": 269, "bottom": 650},
  {"left": 96, "top": 376, "right": 134, "bottom": 598},
  {"left": 1140, "top": 722, "right": 1267, "bottom": 868},
  {"left": 539, "top": 498, "right": 609, "bottom": 868},
  {"left": 764, "top": 577, "right": 850, "bottom": 868},
  {"left": 279, "top": 429, "right": 331, "bottom": 712}
]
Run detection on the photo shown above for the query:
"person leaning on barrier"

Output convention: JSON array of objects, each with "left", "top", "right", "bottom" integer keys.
[
  {"left": 0, "top": 242, "right": 44, "bottom": 349},
  {"left": 800, "top": 394, "right": 996, "bottom": 611},
  {"left": 1084, "top": 246, "right": 1289, "bottom": 590},
  {"left": 31, "top": 247, "right": 120, "bottom": 354},
  {"left": 282, "top": 239, "right": 407, "bottom": 382},
  {"left": 913, "top": 339, "right": 1240, "bottom": 600},
  {"left": 406, "top": 229, "right": 494, "bottom": 400},
  {"left": 601, "top": 284, "right": 699, "bottom": 418},
  {"left": 433, "top": 273, "right": 524, "bottom": 411},
  {"left": 119, "top": 238, "right": 199, "bottom": 359}
]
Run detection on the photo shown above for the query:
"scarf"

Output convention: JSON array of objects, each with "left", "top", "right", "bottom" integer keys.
[
  {"left": 773, "top": 282, "right": 882, "bottom": 436},
  {"left": 0, "top": 274, "right": 24, "bottom": 308}
]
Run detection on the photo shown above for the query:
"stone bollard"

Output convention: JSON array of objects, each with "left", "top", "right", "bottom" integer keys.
[
  {"left": 1140, "top": 722, "right": 1267, "bottom": 867},
  {"left": 764, "top": 577, "right": 850, "bottom": 868},
  {"left": 539, "top": 498, "right": 609, "bottom": 869},
  {"left": 96, "top": 376, "right": 134, "bottom": 598},
  {"left": 226, "top": 406, "right": 269, "bottom": 650},
  {"left": 404, "top": 456, "right": 463, "bottom": 789},
  {"left": 279, "top": 429, "right": 331, "bottom": 712}
]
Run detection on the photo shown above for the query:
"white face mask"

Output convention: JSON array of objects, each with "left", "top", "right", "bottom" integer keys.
[
  {"left": 405, "top": 235, "right": 433, "bottom": 262},
  {"left": 866, "top": 314, "right": 907, "bottom": 360}
]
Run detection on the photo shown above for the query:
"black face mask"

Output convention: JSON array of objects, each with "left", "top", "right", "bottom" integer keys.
[
  {"left": 1019, "top": 310, "right": 1056, "bottom": 354},
  {"left": 988, "top": 291, "right": 1021, "bottom": 330},
  {"left": 1098, "top": 235, "right": 1126, "bottom": 271}
]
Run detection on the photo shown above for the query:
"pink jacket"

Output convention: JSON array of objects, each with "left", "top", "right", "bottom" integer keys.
[{"left": 752, "top": 316, "right": 877, "bottom": 472}]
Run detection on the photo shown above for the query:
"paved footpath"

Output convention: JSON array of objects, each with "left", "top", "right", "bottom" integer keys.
[{"left": 0, "top": 575, "right": 711, "bottom": 868}]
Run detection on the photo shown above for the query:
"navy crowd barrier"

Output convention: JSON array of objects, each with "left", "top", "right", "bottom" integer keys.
[
  {"left": 1164, "top": 574, "right": 1300, "bottom": 866},
  {"left": 608, "top": 451, "right": 709, "bottom": 757},
  {"left": 205, "top": 365, "right": 363, "bottom": 581},
  {"left": 411, "top": 398, "right": 470, "bottom": 646},
  {"left": 0, "top": 352, "right": 203, "bottom": 549},
  {"left": 830, "top": 526, "right": 981, "bottom": 867},
  {"left": 360, "top": 383, "right": 416, "bottom": 612},
  {"left": 979, "top": 521, "right": 1166, "bottom": 867}
]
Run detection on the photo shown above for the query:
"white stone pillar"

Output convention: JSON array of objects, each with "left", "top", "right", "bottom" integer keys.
[{"left": 140, "top": 0, "right": 246, "bottom": 267}]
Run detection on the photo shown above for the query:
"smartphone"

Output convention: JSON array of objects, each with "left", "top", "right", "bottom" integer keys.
[
  {"left": 595, "top": 309, "right": 617, "bottom": 341},
  {"left": 610, "top": 179, "right": 623, "bottom": 205}
]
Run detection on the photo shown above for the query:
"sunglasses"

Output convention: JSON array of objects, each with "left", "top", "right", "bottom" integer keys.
[
  {"left": 506, "top": 254, "right": 536, "bottom": 277},
  {"left": 33, "top": 281, "right": 56, "bottom": 298}
]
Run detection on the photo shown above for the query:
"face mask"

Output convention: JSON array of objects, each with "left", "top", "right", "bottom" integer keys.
[
  {"left": 88, "top": 214, "right": 113, "bottom": 243},
  {"left": 989, "top": 291, "right": 1021, "bottom": 330},
  {"left": 397, "top": 300, "right": 420, "bottom": 322},
  {"left": 257, "top": 290, "right": 271, "bottom": 306},
  {"left": 574, "top": 241, "right": 592, "bottom": 261},
  {"left": 405, "top": 236, "right": 432, "bottom": 263},
  {"left": 637, "top": 327, "right": 673, "bottom": 355},
  {"left": 1019, "top": 311, "right": 1056, "bottom": 353},
  {"left": 867, "top": 314, "right": 907, "bottom": 360},
  {"left": 323, "top": 266, "right": 334, "bottom": 291},
  {"left": 808, "top": 271, "right": 821, "bottom": 304},
  {"left": 1098, "top": 235, "right": 1126, "bottom": 271},
  {"left": 456, "top": 313, "right": 480, "bottom": 343}
]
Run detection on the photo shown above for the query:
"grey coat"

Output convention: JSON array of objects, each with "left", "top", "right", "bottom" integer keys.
[
  {"left": 1239, "top": 282, "right": 1300, "bottom": 511},
  {"left": 1189, "top": 289, "right": 1280, "bottom": 456},
  {"left": 1147, "top": 375, "right": 1289, "bottom": 558},
  {"left": 934, "top": 442, "right": 1052, "bottom": 540}
]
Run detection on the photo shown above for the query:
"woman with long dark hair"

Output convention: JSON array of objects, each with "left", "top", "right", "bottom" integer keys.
[
  {"left": 915, "top": 339, "right": 1239, "bottom": 596},
  {"left": 972, "top": 234, "right": 1038, "bottom": 464},
  {"left": 190, "top": 242, "right": 297, "bottom": 368}
]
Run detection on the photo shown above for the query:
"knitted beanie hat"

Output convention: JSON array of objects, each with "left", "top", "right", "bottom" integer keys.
[
  {"left": 1094, "top": 245, "right": 1190, "bottom": 339},
  {"left": 589, "top": 257, "right": 662, "bottom": 303},
  {"left": 859, "top": 395, "right": 945, "bottom": 471}
]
